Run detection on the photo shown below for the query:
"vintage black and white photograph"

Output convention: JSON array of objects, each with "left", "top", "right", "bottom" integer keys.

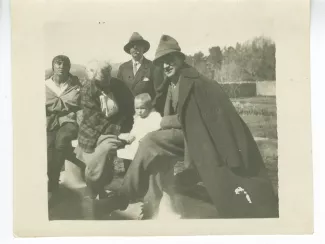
[
  {"left": 12, "top": 0, "right": 312, "bottom": 236},
  {"left": 44, "top": 3, "right": 279, "bottom": 221}
]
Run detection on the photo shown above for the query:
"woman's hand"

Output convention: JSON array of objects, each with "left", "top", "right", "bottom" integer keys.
[
  {"left": 118, "top": 133, "right": 129, "bottom": 140},
  {"left": 105, "top": 138, "right": 123, "bottom": 154},
  {"left": 126, "top": 135, "right": 136, "bottom": 144},
  {"left": 160, "top": 115, "right": 182, "bottom": 129}
]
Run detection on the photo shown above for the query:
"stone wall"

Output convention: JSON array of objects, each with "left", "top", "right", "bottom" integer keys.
[{"left": 220, "top": 81, "right": 276, "bottom": 98}]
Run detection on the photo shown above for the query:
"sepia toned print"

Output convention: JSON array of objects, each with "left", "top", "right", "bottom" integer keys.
[
  {"left": 45, "top": 29, "right": 278, "bottom": 221},
  {"left": 12, "top": 0, "right": 312, "bottom": 236}
]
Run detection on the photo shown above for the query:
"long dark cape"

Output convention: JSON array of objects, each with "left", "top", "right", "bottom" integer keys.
[{"left": 178, "top": 66, "right": 278, "bottom": 218}]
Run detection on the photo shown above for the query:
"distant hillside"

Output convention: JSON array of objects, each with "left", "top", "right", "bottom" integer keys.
[
  {"left": 45, "top": 64, "right": 87, "bottom": 81},
  {"left": 45, "top": 63, "right": 122, "bottom": 83}
]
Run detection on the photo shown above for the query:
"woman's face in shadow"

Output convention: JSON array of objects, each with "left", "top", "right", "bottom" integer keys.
[{"left": 53, "top": 60, "right": 70, "bottom": 77}]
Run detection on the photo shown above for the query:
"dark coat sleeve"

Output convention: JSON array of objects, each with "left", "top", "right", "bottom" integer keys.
[
  {"left": 151, "top": 65, "right": 164, "bottom": 93},
  {"left": 111, "top": 79, "right": 135, "bottom": 133},
  {"left": 116, "top": 64, "right": 123, "bottom": 81},
  {"left": 151, "top": 66, "right": 167, "bottom": 116}
]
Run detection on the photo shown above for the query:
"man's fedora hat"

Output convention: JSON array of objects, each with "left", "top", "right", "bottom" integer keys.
[
  {"left": 153, "top": 35, "right": 185, "bottom": 65},
  {"left": 124, "top": 32, "right": 150, "bottom": 54}
]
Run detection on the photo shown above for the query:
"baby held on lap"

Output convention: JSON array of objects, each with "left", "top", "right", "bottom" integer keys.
[
  {"left": 118, "top": 93, "right": 162, "bottom": 160},
  {"left": 118, "top": 93, "right": 181, "bottom": 219},
  {"left": 117, "top": 93, "right": 180, "bottom": 219}
]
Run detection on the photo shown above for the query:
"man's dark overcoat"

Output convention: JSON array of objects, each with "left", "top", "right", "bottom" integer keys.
[{"left": 175, "top": 65, "right": 278, "bottom": 218}]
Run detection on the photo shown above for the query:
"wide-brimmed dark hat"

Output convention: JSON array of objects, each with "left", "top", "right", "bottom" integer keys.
[
  {"left": 153, "top": 35, "right": 185, "bottom": 65},
  {"left": 124, "top": 32, "right": 150, "bottom": 54}
]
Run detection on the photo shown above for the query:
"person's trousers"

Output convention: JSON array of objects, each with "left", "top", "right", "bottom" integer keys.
[
  {"left": 47, "top": 122, "right": 78, "bottom": 193},
  {"left": 74, "top": 135, "right": 117, "bottom": 199},
  {"left": 119, "top": 128, "right": 185, "bottom": 213}
]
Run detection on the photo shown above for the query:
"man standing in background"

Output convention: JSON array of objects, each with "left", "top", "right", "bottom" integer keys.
[{"left": 117, "top": 32, "right": 166, "bottom": 115}]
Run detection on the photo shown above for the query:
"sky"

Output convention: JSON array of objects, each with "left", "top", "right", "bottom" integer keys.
[{"left": 44, "top": 0, "right": 275, "bottom": 66}]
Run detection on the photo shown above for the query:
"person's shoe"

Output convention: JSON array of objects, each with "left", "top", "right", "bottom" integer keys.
[
  {"left": 175, "top": 169, "right": 201, "bottom": 189},
  {"left": 139, "top": 202, "right": 157, "bottom": 220},
  {"left": 82, "top": 194, "right": 129, "bottom": 220},
  {"left": 101, "top": 193, "right": 129, "bottom": 212}
]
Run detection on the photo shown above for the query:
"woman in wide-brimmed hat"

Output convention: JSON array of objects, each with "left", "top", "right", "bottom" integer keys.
[{"left": 117, "top": 32, "right": 166, "bottom": 116}]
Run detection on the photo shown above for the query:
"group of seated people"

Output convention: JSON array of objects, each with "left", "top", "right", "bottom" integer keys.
[{"left": 46, "top": 33, "right": 279, "bottom": 220}]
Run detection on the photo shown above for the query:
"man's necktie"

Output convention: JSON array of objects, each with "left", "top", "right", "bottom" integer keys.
[{"left": 133, "top": 62, "right": 138, "bottom": 75}]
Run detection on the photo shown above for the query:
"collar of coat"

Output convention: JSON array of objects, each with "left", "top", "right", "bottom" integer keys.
[
  {"left": 127, "top": 57, "right": 150, "bottom": 69},
  {"left": 47, "top": 74, "right": 81, "bottom": 95},
  {"left": 132, "top": 56, "right": 144, "bottom": 66},
  {"left": 177, "top": 64, "right": 200, "bottom": 113}
]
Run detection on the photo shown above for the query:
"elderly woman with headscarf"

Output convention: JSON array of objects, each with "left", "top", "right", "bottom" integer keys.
[
  {"left": 46, "top": 55, "right": 81, "bottom": 198},
  {"left": 74, "top": 60, "right": 134, "bottom": 219}
]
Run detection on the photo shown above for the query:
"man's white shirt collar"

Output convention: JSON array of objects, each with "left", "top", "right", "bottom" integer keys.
[{"left": 132, "top": 56, "right": 144, "bottom": 66}]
